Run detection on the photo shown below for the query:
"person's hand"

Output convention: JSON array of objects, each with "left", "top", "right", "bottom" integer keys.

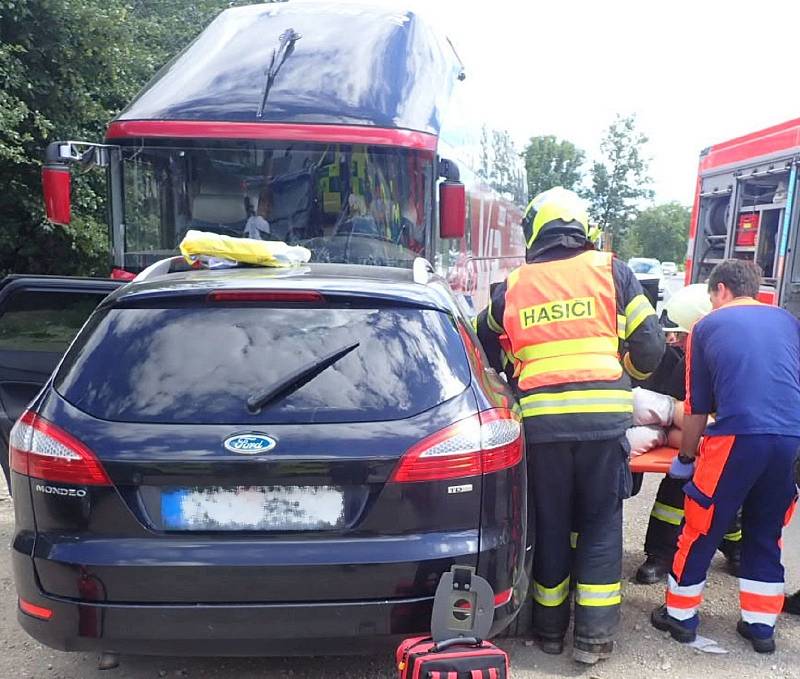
[{"left": 668, "top": 455, "right": 695, "bottom": 480}]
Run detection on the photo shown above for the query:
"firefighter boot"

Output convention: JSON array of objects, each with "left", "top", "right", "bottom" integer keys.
[
  {"left": 573, "top": 641, "right": 614, "bottom": 665},
  {"left": 785, "top": 590, "right": 800, "bottom": 615},
  {"left": 635, "top": 555, "right": 670, "bottom": 585}
]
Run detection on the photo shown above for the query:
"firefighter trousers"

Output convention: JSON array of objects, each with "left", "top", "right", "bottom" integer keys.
[
  {"left": 645, "top": 476, "right": 742, "bottom": 564},
  {"left": 666, "top": 435, "right": 800, "bottom": 636},
  {"left": 529, "top": 435, "right": 629, "bottom": 645}
]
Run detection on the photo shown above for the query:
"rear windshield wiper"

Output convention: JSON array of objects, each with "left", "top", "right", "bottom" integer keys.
[{"left": 246, "top": 341, "right": 360, "bottom": 414}]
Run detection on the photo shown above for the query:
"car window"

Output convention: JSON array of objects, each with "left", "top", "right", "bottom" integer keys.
[
  {"left": 0, "top": 290, "right": 103, "bottom": 354},
  {"left": 55, "top": 305, "right": 471, "bottom": 424},
  {"left": 629, "top": 260, "right": 658, "bottom": 274}
]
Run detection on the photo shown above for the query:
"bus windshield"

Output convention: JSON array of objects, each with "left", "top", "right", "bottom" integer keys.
[{"left": 120, "top": 141, "right": 434, "bottom": 271}]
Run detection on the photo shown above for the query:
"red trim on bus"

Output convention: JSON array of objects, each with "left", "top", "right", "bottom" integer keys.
[{"left": 105, "top": 120, "right": 438, "bottom": 152}]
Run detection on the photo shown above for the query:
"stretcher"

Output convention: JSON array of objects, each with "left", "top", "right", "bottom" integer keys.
[{"left": 629, "top": 446, "right": 677, "bottom": 474}]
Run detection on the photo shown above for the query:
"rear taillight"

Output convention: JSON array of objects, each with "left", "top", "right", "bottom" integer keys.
[
  {"left": 19, "top": 597, "right": 53, "bottom": 620},
  {"left": 9, "top": 411, "right": 111, "bottom": 486},
  {"left": 390, "top": 408, "right": 523, "bottom": 483}
]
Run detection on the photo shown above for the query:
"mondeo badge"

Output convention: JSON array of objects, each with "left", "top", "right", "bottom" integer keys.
[{"left": 223, "top": 433, "right": 278, "bottom": 455}]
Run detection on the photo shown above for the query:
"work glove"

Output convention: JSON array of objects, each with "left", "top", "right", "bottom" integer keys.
[
  {"left": 668, "top": 455, "right": 695, "bottom": 480},
  {"left": 632, "top": 388, "right": 676, "bottom": 427},
  {"left": 626, "top": 425, "right": 667, "bottom": 457}
]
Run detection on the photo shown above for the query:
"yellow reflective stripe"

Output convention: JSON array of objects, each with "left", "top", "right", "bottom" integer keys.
[
  {"left": 518, "top": 354, "right": 623, "bottom": 386},
  {"left": 625, "top": 294, "right": 657, "bottom": 338},
  {"left": 507, "top": 268, "right": 521, "bottom": 290},
  {"left": 520, "top": 389, "right": 633, "bottom": 417},
  {"left": 570, "top": 531, "right": 579, "bottom": 550},
  {"left": 515, "top": 336, "right": 619, "bottom": 362},
  {"left": 471, "top": 316, "right": 478, "bottom": 332},
  {"left": 623, "top": 352, "right": 651, "bottom": 381},
  {"left": 576, "top": 582, "right": 621, "bottom": 607},
  {"left": 617, "top": 314, "right": 627, "bottom": 340},
  {"left": 532, "top": 577, "right": 570, "bottom": 607},
  {"left": 724, "top": 530, "right": 742, "bottom": 542},
  {"left": 486, "top": 307, "right": 504, "bottom": 334},
  {"left": 651, "top": 501, "right": 684, "bottom": 527}
]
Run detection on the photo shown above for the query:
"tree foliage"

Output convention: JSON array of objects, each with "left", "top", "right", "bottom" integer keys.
[
  {"left": 627, "top": 202, "right": 690, "bottom": 264},
  {"left": 522, "top": 135, "right": 585, "bottom": 201},
  {"left": 0, "top": 0, "right": 268, "bottom": 277},
  {"left": 585, "top": 114, "right": 653, "bottom": 252}
]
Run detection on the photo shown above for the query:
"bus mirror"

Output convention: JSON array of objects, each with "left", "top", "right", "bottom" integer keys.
[
  {"left": 439, "top": 181, "right": 466, "bottom": 239},
  {"left": 42, "top": 163, "right": 71, "bottom": 226}
]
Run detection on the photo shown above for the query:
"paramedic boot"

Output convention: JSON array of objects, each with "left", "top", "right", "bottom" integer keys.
[
  {"left": 650, "top": 605, "right": 697, "bottom": 643},
  {"left": 737, "top": 620, "right": 775, "bottom": 654},
  {"left": 635, "top": 555, "right": 670, "bottom": 585},
  {"left": 573, "top": 640, "right": 614, "bottom": 665}
]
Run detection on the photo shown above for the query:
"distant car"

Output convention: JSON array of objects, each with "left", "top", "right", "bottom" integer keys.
[
  {"left": 5, "top": 259, "right": 528, "bottom": 656},
  {"left": 628, "top": 257, "right": 665, "bottom": 300},
  {"left": 661, "top": 262, "right": 678, "bottom": 276}
]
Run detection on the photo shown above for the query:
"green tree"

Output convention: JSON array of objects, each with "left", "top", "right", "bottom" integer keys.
[
  {"left": 522, "top": 135, "right": 585, "bottom": 201},
  {"left": 627, "top": 202, "right": 690, "bottom": 264},
  {"left": 586, "top": 114, "right": 653, "bottom": 255},
  {"left": 0, "top": 0, "right": 269, "bottom": 277}
]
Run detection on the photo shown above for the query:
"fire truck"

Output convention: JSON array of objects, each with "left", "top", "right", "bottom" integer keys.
[
  {"left": 686, "top": 116, "right": 800, "bottom": 315},
  {"left": 0, "top": 3, "right": 524, "bottom": 488}
]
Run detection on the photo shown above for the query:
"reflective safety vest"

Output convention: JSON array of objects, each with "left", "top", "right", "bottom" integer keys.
[{"left": 503, "top": 250, "right": 622, "bottom": 392}]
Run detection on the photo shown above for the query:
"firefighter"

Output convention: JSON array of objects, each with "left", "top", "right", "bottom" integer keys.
[
  {"left": 632, "top": 285, "right": 742, "bottom": 584},
  {"left": 651, "top": 260, "right": 800, "bottom": 654},
  {"left": 475, "top": 187, "right": 665, "bottom": 664}
]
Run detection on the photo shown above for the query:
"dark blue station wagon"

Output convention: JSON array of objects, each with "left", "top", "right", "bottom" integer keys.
[{"left": 2, "top": 260, "right": 528, "bottom": 656}]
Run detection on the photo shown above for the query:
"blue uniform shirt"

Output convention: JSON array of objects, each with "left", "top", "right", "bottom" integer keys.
[{"left": 686, "top": 299, "right": 800, "bottom": 436}]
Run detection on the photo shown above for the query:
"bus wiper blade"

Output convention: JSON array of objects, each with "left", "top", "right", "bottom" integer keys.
[
  {"left": 257, "top": 28, "right": 301, "bottom": 118},
  {"left": 246, "top": 341, "right": 360, "bottom": 414}
]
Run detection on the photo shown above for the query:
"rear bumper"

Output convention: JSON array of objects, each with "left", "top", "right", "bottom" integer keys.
[{"left": 13, "top": 545, "right": 524, "bottom": 656}]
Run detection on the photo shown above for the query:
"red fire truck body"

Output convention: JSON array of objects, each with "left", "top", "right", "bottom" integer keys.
[{"left": 686, "top": 117, "right": 800, "bottom": 315}]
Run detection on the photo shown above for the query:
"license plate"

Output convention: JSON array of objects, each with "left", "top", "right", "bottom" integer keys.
[{"left": 160, "top": 486, "right": 345, "bottom": 531}]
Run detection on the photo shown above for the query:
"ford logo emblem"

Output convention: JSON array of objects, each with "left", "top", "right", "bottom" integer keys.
[{"left": 223, "top": 433, "right": 277, "bottom": 455}]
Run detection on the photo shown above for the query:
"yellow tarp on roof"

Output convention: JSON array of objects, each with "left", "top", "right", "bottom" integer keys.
[{"left": 179, "top": 230, "right": 311, "bottom": 268}]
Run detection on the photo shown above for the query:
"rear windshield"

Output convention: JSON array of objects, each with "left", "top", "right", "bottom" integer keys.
[{"left": 54, "top": 305, "right": 470, "bottom": 424}]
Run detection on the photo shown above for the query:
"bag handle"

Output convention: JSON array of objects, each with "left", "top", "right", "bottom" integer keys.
[{"left": 433, "top": 637, "right": 481, "bottom": 652}]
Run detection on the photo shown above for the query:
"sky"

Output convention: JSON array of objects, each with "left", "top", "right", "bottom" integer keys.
[{"left": 395, "top": 0, "right": 800, "bottom": 204}]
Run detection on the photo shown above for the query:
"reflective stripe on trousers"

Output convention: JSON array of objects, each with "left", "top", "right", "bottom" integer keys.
[
  {"left": 532, "top": 576, "right": 570, "bottom": 607},
  {"left": 575, "top": 582, "right": 621, "bottom": 607},
  {"left": 666, "top": 575, "right": 705, "bottom": 621},
  {"left": 651, "top": 501, "right": 684, "bottom": 527},
  {"left": 740, "top": 578, "right": 785, "bottom": 627}
]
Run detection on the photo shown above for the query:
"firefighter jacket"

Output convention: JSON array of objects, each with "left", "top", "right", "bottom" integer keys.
[{"left": 476, "top": 245, "right": 665, "bottom": 443}]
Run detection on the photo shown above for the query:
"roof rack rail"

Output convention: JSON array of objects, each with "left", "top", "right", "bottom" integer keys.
[
  {"left": 412, "top": 257, "right": 435, "bottom": 285},
  {"left": 133, "top": 256, "right": 188, "bottom": 283}
]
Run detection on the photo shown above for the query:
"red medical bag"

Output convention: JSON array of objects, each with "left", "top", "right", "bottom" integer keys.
[{"left": 396, "top": 636, "right": 509, "bottom": 679}]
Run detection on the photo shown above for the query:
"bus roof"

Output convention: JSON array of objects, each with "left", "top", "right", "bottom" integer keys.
[
  {"left": 699, "top": 116, "right": 800, "bottom": 174},
  {"left": 114, "top": 2, "right": 462, "bottom": 137}
]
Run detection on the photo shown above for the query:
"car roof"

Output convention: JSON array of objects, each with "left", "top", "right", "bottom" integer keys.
[{"left": 106, "top": 262, "right": 458, "bottom": 312}]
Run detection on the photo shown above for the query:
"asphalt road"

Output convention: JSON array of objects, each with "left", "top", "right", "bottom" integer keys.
[{"left": 0, "top": 473, "right": 798, "bottom": 679}]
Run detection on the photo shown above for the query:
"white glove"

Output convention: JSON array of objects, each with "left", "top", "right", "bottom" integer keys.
[
  {"left": 626, "top": 425, "right": 668, "bottom": 457},
  {"left": 632, "top": 387, "right": 676, "bottom": 427}
]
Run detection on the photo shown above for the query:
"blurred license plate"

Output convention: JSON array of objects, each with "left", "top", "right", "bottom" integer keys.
[{"left": 161, "top": 486, "right": 345, "bottom": 531}]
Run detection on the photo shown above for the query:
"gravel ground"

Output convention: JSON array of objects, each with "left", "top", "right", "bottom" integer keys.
[{"left": 0, "top": 475, "right": 797, "bottom": 679}]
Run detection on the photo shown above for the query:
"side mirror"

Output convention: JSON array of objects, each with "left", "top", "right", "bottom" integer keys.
[
  {"left": 42, "top": 142, "right": 74, "bottom": 225},
  {"left": 42, "top": 163, "right": 71, "bottom": 226},
  {"left": 439, "top": 181, "right": 466, "bottom": 239}
]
